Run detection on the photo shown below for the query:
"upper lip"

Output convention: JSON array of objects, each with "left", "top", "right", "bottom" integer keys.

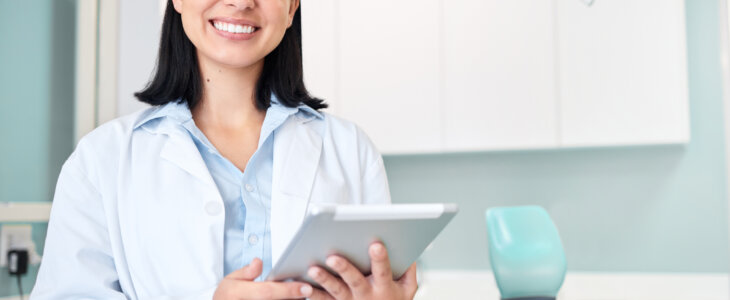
[{"left": 210, "top": 17, "right": 260, "bottom": 28}]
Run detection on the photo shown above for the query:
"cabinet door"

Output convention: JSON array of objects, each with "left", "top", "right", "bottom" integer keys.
[
  {"left": 336, "top": 0, "right": 443, "bottom": 154},
  {"left": 301, "top": 0, "right": 338, "bottom": 110},
  {"left": 557, "top": 0, "right": 689, "bottom": 147},
  {"left": 443, "top": 0, "right": 559, "bottom": 151}
]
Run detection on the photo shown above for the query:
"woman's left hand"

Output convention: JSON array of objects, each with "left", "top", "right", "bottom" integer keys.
[{"left": 307, "top": 242, "right": 418, "bottom": 300}]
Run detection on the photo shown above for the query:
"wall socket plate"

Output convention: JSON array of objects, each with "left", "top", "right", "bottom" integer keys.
[{"left": 0, "top": 224, "right": 41, "bottom": 267}]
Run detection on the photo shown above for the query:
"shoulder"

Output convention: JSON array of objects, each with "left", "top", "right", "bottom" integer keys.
[
  {"left": 76, "top": 106, "right": 160, "bottom": 152},
  {"left": 66, "top": 106, "right": 162, "bottom": 179},
  {"left": 315, "top": 112, "right": 390, "bottom": 204},
  {"left": 319, "top": 111, "right": 359, "bottom": 136},
  {"left": 317, "top": 111, "right": 384, "bottom": 168}
]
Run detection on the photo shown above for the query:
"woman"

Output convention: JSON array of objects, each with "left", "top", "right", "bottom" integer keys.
[{"left": 31, "top": 0, "right": 417, "bottom": 299}]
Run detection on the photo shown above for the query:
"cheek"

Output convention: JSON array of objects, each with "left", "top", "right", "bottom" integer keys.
[
  {"left": 261, "top": 11, "right": 292, "bottom": 47},
  {"left": 180, "top": 12, "right": 205, "bottom": 47},
  {"left": 178, "top": 1, "right": 216, "bottom": 47},
  {"left": 264, "top": 1, "right": 293, "bottom": 30}
]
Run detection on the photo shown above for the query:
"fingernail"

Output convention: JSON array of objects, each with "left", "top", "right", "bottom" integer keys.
[
  {"left": 300, "top": 284, "right": 313, "bottom": 296},
  {"left": 373, "top": 243, "right": 384, "bottom": 255},
  {"left": 326, "top": 256, "right": 339, "bottom": 269},
  {"left": 308, "top": 267, "right": 319, "bottom": 278}
]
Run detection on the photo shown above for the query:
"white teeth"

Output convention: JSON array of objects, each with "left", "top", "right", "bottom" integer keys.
[{"left": 214, "top": 21, "right": 256, "bottom": 34}]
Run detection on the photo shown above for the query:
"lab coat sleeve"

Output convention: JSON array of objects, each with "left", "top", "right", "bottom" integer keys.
[
  {"left": 30, "top": 150, "right": 128, "bottom": 299},
  {"left": 357, "top": 126, "right": 392, "bottom": 205}
]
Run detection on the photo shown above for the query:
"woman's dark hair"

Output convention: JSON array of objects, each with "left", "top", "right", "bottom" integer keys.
[{"left": 135, "top": 0, "right": 326, "bottom": 111}]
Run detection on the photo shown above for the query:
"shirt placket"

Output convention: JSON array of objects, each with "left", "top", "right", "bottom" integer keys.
[
  {"left": 238, "top": 157, "right": 266, "bottom": 274},
  {"left": 239, "top": 116, "right": 280, "bottom": 280}
]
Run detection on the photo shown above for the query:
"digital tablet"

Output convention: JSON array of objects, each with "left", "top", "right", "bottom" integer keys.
[{"left": 266, "top": 203, "right": 458, "bottom": 285}]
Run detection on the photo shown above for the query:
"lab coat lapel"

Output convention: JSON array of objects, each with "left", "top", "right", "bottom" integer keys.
[
  {"left": 271, "top": 116, "right": 322, "bottom": 265},
  {"left": 153, "top": 120, "right": 225, "bottom": 277},
  {"left": 158, "top": 122, "right": 218, "bottom": 190}
]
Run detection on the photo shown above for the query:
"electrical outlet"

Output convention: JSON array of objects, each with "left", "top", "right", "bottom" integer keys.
[{"left": 0, "top": 225, "right": 40, "bottom": 267}]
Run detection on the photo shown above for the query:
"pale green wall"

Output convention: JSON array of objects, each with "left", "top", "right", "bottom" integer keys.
[
  {"left": 0, "top": 0, "right": 76, "bottom": 203},
  {"left": 0, "top": 0, "right": 76, "bottom": 297},
  {"left": 387, "top": 0, "right": 730, "bottom": 273}
]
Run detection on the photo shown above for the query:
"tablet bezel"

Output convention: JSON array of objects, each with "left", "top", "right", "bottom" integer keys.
[{"left": 265, "top": 203, "right": 458, "bottom": 285}]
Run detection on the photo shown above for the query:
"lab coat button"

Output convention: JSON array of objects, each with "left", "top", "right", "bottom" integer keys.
[
  {"left": 205, "top": 202, "right": 222, "bottom": 216},
  {"left": 248, "top": 234, "right": 259, "bottom": 245},
  {"left": 245, "top": 184, "right": 254, "bottom": 192}
]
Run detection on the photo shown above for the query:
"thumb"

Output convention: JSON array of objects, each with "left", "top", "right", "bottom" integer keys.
[
  {"left": 227, "top": 258, "right": 263, "bottom": 281},
  {"left": 398, "top": 263, "right": 418, "bottom": 286}
]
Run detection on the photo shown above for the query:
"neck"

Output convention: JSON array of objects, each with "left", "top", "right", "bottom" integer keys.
[{"left": 192, "top": 54, "right": 266, "bottom": 130}]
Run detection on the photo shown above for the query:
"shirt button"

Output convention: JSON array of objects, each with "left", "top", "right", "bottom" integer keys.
[
  {"left": 245, "top": 184, "right": 254, "bottom": 192},
  {"left": 205, "top": 202, "right": 222, "bottom": 216},
  {"left": 248, "top": 234, "right": 259, "bottom": 245}
]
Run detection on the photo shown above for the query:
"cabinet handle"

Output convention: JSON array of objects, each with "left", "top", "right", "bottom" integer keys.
[{"left": 581, "top": 0, "right": 595, "bottom": 7}]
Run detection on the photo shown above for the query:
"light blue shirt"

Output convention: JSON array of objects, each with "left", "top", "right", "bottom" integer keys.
[{"left": 152, "top": 97, "right": 322, "bottom": 280}]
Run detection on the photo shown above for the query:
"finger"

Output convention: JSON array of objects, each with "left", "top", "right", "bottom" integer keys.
[
  {"left": 308, "top": 266, "right": 351, "bottom": 299},
  {"left": 326, "top": 256, "right": 370, "bottom": 296},
  {"left": 227, "top": 258, "right": 263, "bottom": 281},
  {"left": 369, "top": 242, "right": 393, "bottom": 286},
  {"left": 398, "top": 263, "right": 419, "bottom": 296},
  {"left": 246, "top": 281, "right": 313, "bottom": 299},
  {"left": 308, "top": 286, "right": 336, "bottom": 300}
]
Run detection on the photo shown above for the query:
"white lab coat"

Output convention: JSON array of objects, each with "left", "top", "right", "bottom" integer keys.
[{"left": 31, "top": 105, "right": 391, "bottom": 299}]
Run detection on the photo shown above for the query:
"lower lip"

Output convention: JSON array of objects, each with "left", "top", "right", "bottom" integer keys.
[{"left": 211, "top": 23, "right": 258, "bottom": 41}]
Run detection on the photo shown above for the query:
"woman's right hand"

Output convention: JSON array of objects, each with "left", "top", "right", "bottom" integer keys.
[{"left": 213, "top": 258, "right": 313, "bottom": 300}]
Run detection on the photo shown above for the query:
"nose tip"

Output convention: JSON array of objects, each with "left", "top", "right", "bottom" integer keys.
[{"left": 223, "top": 0, "right": 255, "bottom": 10}]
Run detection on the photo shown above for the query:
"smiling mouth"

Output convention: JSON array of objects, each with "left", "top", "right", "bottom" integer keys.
[{"left": 210, "top": 21, "right": 260, "bottom": 34}]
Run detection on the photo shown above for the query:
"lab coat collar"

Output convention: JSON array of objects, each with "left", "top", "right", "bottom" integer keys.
[
  {"left": 132, "top": 100, "right": 189, "bottom": 132},
  {"left": 158, "top": 120, "right": 219, "bottom": 189},
  {"left": 132, "top": 95, "right": 323, "bottom": 132},
  {"left": 270, "top": 94, "right": 324, "bottom": 121}
]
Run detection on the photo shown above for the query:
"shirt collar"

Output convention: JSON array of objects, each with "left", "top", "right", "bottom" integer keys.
[{"left": 133, "top": 94, "right": 323, "bottom": 131}]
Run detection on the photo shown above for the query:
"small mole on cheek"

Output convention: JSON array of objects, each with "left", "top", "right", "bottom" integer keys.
[
  {"left": 218, "top": 69, "right": 221, "bottom": 73},
  {"left": 206, "top": 78, "right": 210, "bottom": 82}
]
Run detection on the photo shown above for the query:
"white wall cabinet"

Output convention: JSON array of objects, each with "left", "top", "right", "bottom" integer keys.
[
  {"left": 556, "top": 0, "right": 689, "bottom": 147},
  {"left": 302, "top": 0, "right": 689, "bottom": 154},
  {"left": 443, "top": 0, "right": 559, "bottom": 152},
  {"left": 337, "top": 0, "right": 443, "bottom": 154}
]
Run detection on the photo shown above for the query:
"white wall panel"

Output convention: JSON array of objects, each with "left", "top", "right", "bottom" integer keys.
[
  {"left": 336, "top": 0, "right": 443, "bottom": 154},
  {"left": 443, "top": 0, "right": 559, "bottom": 151},
  {"left": 301, "top": 0, "right": 339, "bottom": 112},
  {"left": 557, "top": 0, "right": 690, "bottom": 147},
  {"left": 117, "top": 0, "right": 160, "bottom": 116}
]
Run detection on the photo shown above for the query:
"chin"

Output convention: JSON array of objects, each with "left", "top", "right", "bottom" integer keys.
[
  {"left": 221, "top": 58, "right": 262, "bottom": 68},
  {"left": 206, "top": 51, "right": 264, "bottom": 69}
]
